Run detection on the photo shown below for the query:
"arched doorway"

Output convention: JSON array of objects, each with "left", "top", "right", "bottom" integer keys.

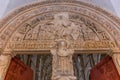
[{"left": 0, "top": 0, "right": 120, "bottom": 80}]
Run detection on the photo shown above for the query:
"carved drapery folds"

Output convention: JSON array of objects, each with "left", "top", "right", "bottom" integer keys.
[{"left": 51, "top": 39, "right": 76, "bottom": 80}]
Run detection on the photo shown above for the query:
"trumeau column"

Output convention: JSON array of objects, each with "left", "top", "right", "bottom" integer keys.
[
  {"left": 0, "top": 52, "right": 12, "bottom": 80},
  {"left": 51, "top": 39, "right": 76, "bottom": 80},
  {"left": 112, "top": 53, "right": 120, "bottom": 75}
]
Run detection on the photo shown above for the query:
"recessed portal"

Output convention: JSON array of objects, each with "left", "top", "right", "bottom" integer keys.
[{"left": 8, "top": 53, "right": 107, "bottom": 80}]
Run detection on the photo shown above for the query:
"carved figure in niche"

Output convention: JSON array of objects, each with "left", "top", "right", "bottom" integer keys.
[{"left": 51, "top": 39, "right": 76, "bottom": 80}]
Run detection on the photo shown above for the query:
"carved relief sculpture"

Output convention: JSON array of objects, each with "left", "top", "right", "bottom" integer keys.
[
  {"left": 12, "top": 12, "right": 110, "bottom": 41},
  {"left": 51, "top": 39, "right": 76, "bottom": 80}
]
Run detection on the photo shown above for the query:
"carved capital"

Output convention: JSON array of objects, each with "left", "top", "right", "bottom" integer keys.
[{"left": 2, "top": 50, "right": 16, "bottom": 58}]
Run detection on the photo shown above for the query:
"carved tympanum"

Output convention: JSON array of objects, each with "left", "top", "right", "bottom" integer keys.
[
  {"left": 12, "top": 13, "right": 110, "bottom": 41},
  {"left": 4, "top": 12, "right": 118, "bottom": 52}
]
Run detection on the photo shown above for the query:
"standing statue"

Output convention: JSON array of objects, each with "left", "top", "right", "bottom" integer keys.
[{"left": 51, "top": 39, "right": 76, "bottom": 80}]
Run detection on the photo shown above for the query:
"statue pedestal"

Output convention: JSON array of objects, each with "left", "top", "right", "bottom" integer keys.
[{"left": 52, "top": 75, "right": 76, "bottom": 80}]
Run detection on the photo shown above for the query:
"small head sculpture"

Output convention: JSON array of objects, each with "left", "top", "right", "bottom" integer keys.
[{"left": 56, "top": 39, "right": 70, "bottom": 49}]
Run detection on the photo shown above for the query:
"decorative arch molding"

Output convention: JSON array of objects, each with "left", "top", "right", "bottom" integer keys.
[{"left": 0, "top": 0, "right": 120, "bottom": 54}]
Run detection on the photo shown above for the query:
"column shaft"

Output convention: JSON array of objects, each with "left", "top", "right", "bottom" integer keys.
[
  {"left": 112, "top": 53, "right": 120, "bottom": 75},
  {"left": 0, "top": 55, "right": 11, "bottom": 80}
]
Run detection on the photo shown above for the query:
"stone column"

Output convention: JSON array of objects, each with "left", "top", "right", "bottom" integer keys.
[
  {"left": 0, "top": 54, "right": 12, "bottom": 80},
  {"left": 112, "top": 53, "right": 120, "bottom": 75},
  {"left": 51, "top": 39, "right": 76, "bottom": 80}
]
